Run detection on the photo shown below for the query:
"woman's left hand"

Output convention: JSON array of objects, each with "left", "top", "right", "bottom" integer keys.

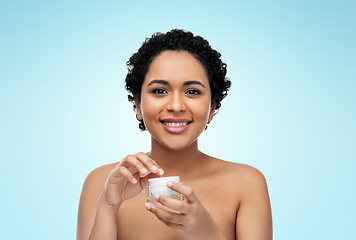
[{"left": 145, "top": 181, "right": 227, "bottom": 240}]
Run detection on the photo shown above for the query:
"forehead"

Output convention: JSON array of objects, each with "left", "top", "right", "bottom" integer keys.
[{"left": 143, "top": 50, "right": 209, "bottom": 86}]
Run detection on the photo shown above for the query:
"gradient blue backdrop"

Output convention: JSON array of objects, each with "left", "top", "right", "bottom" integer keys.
[{"left": 1, "top": 0, "right": 355, "bottom": 239}]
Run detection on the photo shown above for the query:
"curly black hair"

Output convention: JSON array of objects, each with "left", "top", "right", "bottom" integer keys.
[{"left": 125, "top": 29, "right": 231, "bottom": 131}]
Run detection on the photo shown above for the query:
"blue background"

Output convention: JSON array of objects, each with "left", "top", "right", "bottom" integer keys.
[{"left": 1, "top": 0, "right": 355, "bottom": 239}]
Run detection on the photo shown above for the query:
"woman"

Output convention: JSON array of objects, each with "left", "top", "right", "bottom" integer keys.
[{"left": 77, "top": 29, "right": 272, "bottom": 240}]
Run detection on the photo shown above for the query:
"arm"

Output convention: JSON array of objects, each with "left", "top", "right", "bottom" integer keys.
[
  {"left": 77, "top": 165, "right": 124, "bottom": 240},
  {"left": 87, "top": 197, "right": 122, "bottom": 240},
  {"left": 235, "top": 167, "right": 273, "bottom": 240}
]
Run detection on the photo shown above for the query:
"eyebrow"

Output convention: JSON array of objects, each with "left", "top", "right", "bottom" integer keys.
[
  {"left": 147, "top": 79, "right": 205, "bottom": 88},
  {"left": 147, "top": 79, "right": 169, "bottom": 86}
]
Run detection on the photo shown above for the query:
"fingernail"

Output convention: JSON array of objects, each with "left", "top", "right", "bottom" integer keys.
[
  {"left": 132, "top": 178, "right": 137, "bottom": 183},
  {"left": 145, "top": 203, "right": 150, "bottom": 210},
  {"left": 141, "top": 167, "right": 148, "bottom": 174},
  {"left": 167, "top": 181, "right": 172, "bottom": 188},
  {"left": 151, "top": 165, "right": 158, "bottom": 172},
  {"left": 158, "top": 169, "right": 164, "bottom": 175},
  {"left": 154, "top": 194, "right": 160, "bottom": 201}
]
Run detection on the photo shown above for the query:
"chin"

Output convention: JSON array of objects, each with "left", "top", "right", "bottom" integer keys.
[
  {"left": 154, "top": 137, "right": 197, "bottom": 152},
  {"left": 163, "top": 144, "right": 190, "bottom": 152}
]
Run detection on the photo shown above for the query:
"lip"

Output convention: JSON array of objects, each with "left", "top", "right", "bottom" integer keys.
[{"left": 160, "top": 118, "right": 192, "bottom": 134}]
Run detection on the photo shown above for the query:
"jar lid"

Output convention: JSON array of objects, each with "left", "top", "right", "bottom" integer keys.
[{"left": 148, "top": 176, "right": 180, "bottom": 186}]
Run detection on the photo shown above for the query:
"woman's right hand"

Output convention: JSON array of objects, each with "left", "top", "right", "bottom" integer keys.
[{"left": 98, "top": 152, "right": 164, "bottom": 208}]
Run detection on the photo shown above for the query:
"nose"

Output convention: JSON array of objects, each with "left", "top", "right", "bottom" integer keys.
[{"left": 166, "top": 92, "right": 186, "bottom": 112}]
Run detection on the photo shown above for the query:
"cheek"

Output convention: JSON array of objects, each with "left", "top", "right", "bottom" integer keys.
[
  {"left": 188, "top": 98, "right": 212, "bottom": 120},
  {"left": 140, "top": 96, "right": 164, "bottom": 118}
]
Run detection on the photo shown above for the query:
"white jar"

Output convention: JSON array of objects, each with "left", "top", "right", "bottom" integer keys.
[{"left": 146, "top": 176, "right": 184, "bottom": 204}]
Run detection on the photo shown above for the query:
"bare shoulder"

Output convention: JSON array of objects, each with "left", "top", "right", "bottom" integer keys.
[
  {"left": 212, "top": 157, "right": 266, "bottom": 181},
  {"left": 227, "top": 162, "right": 267, "bottom": 185},
  {"left": 209, "top": 157, "right": 269, "bottom": 198},
  {"left": 82, "top": 162, "right": 119, "bottom": 191},
  {"left": 79, "top": 162, "right": 119, "bottom": 208}
]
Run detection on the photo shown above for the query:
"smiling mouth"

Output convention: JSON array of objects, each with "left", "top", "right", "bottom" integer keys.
[{"left": 160, "top": 121, "right": 192, "bottom": 127}]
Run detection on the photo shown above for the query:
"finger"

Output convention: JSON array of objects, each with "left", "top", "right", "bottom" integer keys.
[
  {"left": 121, "top": 154, "right": 150, "bottom": 177},
  {"left": 145, "top": 172, "right": 161, "bottom": 180},
  {"left": 134, "top": 152, "right": 164, "bottom": 175},
  {"left": 167, "top": 182, "right": 197, "bottom": 203},
  {"left": 145, "top": 203, "right": 184, "bottom": 225},
  {"left": 154, "top": 194, "right": 189, "bottom": 214},
  {"left": 110, "top": 166, "right": 137, "bottom": 184}
]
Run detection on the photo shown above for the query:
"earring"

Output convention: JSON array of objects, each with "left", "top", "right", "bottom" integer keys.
[{"left": 204, "top": 121, "right": 211, "bottom": 130}]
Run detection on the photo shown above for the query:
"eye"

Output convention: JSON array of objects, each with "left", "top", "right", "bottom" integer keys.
[
  {"left": 185, "top": 89, "right": 201, "bottom": 95},
  {"left": 152, "top": 88, "right": 167, "bottom": 94}
]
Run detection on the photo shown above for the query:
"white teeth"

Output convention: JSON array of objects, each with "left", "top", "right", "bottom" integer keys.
[{"left": 164, "top": 122, "right": 188, "bottom": 127}]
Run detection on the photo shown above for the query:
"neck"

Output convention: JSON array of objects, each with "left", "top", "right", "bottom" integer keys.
[{"left": 147, "top": 137, "right": 204, "bottom": 180}]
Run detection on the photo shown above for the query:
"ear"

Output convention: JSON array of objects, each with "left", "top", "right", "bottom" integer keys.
[
  {"left": 135, "top": 97, "right": 143, "bottom": 120},
  {"left": 208, "top": 105, "right": 215, "bottom": 122}
]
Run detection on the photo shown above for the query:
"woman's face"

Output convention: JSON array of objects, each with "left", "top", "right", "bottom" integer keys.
[{"left": 136, "top": 50, "right": 214, "bottom": 151}]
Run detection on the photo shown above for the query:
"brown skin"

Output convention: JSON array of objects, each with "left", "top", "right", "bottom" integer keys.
[{"left": 76, "top": 51, "right": 272, "bottom": 240}]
